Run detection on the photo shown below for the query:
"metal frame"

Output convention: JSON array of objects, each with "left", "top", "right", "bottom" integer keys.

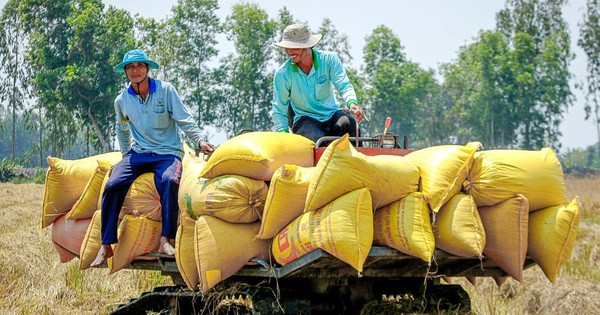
[
  {"left": 315, "top": 134, "right": 407, "bottom": 149},
  {"left": 121, "top": 246, "right": 536, "bottom": 281}
]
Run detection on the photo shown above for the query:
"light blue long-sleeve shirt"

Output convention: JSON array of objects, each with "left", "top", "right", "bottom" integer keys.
[
  {"left": 114, "top": 77, "right": 203, "bottom": 157},
  {"left": 272, "top": 49, "right": 357, "bottom": 132}
]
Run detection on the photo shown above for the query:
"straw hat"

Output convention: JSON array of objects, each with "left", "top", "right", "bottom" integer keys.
[
  {"left": 114, "top": 49, "right": 159, "bottom": 73},
  {"left": 274, "top": 23, "right": 322, "bottom": 49}
]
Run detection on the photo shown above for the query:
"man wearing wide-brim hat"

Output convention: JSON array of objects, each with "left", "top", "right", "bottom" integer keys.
[
  {"left": 272, "top": 23, "right": 367, "bottom": 143},
  {"left": 92, "top": 49, "right": 215, "bottom": 267}
]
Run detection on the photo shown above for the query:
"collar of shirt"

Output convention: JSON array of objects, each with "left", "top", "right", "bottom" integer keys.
[
  {"left": 290, "top": 49, "right": 320, "bottom": 73},
  {"left": 127, "top": 77, "right": 157, "bottom": 96}
]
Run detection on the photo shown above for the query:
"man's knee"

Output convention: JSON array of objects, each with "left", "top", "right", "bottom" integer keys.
[
  {"left": 160, "top": 174, "right": 180, "bottom": 188},
  {"left": 334, "top": 115, "right": 356, "bottom": 136},
  {"left": 155, "top": 157, "right": 182, "bottom": 187},
  {"left": 104, "top": 178, "right": 131, "bottom": 194},
  {"left": 336, "top": 115, "right": 351, "bottom": 128}
]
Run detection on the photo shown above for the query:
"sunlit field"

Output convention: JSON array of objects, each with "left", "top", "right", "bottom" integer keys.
[
  {"left": 0, "top": 183, "right": 172, "bottom": 315},
  {"left": 457, "top": 175, "right": 600, "bottom": 315},
  {"left": 0, "top": 177, "right": 598, "bottom": 314}
]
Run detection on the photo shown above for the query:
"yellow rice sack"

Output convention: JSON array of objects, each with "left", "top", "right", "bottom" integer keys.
[
  {"left": 406, "top": 142, "right": 481, "bottom": 213},
  {"left": 466, "top": 148, "right": 568, "bottom": 211},
  {"left": 433, "top": 193, "right": 486, "bottom": 257},
  {"left": 66, "top": 160, "right": 114, "bottom": 220},
  {"left": 108, "top": 214, "right": 161, "bottom": 274},
  {"left": 178, "top": 152, "right": 206, "bottom": 220},
  {"left": 79, "top": 210, "right": 103, "bottom": 270},
  {"left": 256, "top": 165, "right": 315, "bottom": 239},
  {"left": 272, "top": 188, "right": 373, "bottom": 272},
  {"left": 373, "top": 192, "right": 435, "bottom": 262},
  {"left": 180, "top": 174, "right": 267, "bottom": 223},
  {"left": 41, "top": 152, "right": 122, "bottom": 228},
  {"left": 479, "top": 194, "right": 529, "bottom": 281},
  {"left": 175, "top": 213, "right": 199, "bottom": 290},
  {"left": 51, "top": 214, "right": 92, "bottom": 263},
  {"left": 195, "top": 216, "right": 270, "bottom": 293},
  {"left": 528, "top": 198, "right": 580, "bottom": 283},
  {"left": 305, "top": 134, "right": 419, "bottom": 212},
  {"left": 181, "top": 140, "right": 277, "bottom": 224},
  {"left": 199, "top": 131, "right": 315, "bottom": 181},
  {"left": 121, "top": 173, "right": 162, "bottom": 221}
]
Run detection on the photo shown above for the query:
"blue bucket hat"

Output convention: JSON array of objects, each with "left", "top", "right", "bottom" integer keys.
[{"left": 114, "top": 49, "right": 159, "bottom": 73}]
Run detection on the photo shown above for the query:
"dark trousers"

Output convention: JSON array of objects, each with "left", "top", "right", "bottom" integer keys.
[
  {"left": 100, "top": 150, "right": 182, "bottom": 245},
  {"left": 293, "top": 109, "right": 357, "bottom": 143}
]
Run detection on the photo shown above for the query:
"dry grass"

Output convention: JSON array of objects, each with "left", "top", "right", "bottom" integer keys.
[
  {"left": 0, "top": 176, "right": 598, "bottom": 314},
  {"left": 0, "top": 183, "right": 171, "bottom": 315},
  {"left": 454, "top": 175, "right": 600, "bottom": 315}
]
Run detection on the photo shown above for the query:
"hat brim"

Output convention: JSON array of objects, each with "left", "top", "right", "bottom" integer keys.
[
  {"left": 274, "top": 34, "right": 322, "bottom": 49},
  {"left": 115, "top": 59, "right": 160, "bottom": 73}
]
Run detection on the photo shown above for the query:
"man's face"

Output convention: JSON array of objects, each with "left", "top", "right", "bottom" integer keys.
[
  {"left": 285, "top": 48, "right": 307, "bottom": 64},
  {"left": 124, "top": 62, "right": 149, "bottom": 83}
]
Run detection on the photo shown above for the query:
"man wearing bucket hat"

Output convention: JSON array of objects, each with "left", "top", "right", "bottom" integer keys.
[
  {"left": 272, "top": 23, "right": 367, "bottom": 143},
  {"left": 91, "top": 49, "right": 215, "bottom": 267}
]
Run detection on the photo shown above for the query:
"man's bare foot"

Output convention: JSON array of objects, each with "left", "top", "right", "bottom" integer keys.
[
  {"left": 91, "top": 244, "right": 114, "bottom": 267},
  {"left": 159, "top": 237, "right": 176, "bottom": 256}
]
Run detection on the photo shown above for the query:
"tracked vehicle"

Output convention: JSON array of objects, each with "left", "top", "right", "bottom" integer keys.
[{"left": 108, "top": 134, "right": 536, "bottom": 315}]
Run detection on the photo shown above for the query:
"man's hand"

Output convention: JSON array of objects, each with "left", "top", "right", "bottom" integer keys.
[
  {"left": 198, "top": 139, "right": 216, "bottom": 155},
  {"left": 349, "top": 104, "right": 368, "bottom": 123}
]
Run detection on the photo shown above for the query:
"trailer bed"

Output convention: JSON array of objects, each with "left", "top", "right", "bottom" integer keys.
[{"left": 125, "top": 246, "right": 535, "bottom": 282}]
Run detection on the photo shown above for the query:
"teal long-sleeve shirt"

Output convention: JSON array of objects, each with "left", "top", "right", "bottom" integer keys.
[
  {"left": 272, "top": 49, "right": 357, "bottom": 132},
  {"left": 114, "top": 77, "right": 203, "bottom": 157}
]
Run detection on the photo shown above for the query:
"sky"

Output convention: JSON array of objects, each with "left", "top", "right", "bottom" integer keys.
[{"left": 1, "top": 0, "right": 595, "bottom": 150}]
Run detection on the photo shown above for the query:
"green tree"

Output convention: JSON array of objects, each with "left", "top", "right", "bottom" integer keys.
[
  {"left": 509, "top": 32, "right": 545, "bottom": 149},
  {"left": 441, "top": 31, "right": 516, "bottom": 147},
  {"left": 496, "top": 0, "right": 574, "bottom": 150},
  {"left": 0, "top": 0, "right": 28, "bottom": 159},
  {"left": 362, "top": 25, "right": 406, "bottom": 137},
  {"left": 413, "top": 81, "right": 452, "bottom": 147},
  {"left": 20, "top": 0, "right": 77, "bottom": 158},
  {"left": 560, "top": 144, "right": 600, "bottom": 171},
  {"left": 167, "top": 0, "right": 221, "bottom": 130},
  {"left": 0, "top": 112, "right": 48, "bottom": 166},
  {"left": 136, "top": 17, "right": 174, "bottom": 81},
  {"left": 362, "top": 25, "right": 437, "bottom": 146},
  {"left": 317, "top": 18, "right": 352, "bottom": 65},
  {"left": 363, "top": 25, "right": 405, "bottom": 78},
  {"left": 578, "top": 0, "right": 600, "bottom": 157},
  {"left": 64, "top": 0, "right": 134, "bottom": 152},
  {"left": 218, "top": 3, "right": 276, "bottom": 136}
]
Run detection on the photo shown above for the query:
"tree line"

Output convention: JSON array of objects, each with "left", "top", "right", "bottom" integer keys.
[{"left": 0, "top": 0, "right": 599, "bottom": 169}]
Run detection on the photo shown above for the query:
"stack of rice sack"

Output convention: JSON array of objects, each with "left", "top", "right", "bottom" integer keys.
[
  {"left": 464, "top": 148, "right": 580, "bottom": 283},
  {"left": 77, "top": 170, "right": 167, "bottom": 273},
  {"left": 44, "top": 145, "right": 196, "bottom": 274},
  {"left": 44, "top": 130, "right": 580, "bottom": 290},
  {"left": 264, "top": 134, "right": 579, "bottom": 285},
  {"left": 267, "top": 133, "right": 421, "bottom": 275},
  {"left": 265, "top": 138, "right": 484, "bottom": 273},
  {"left": 404, "top": 142, "right": 580, "bottom": 284},
  {"left": 404, "top": 142, "right": 486, "bottom": 265},
  {"left": 43, "top": 152, "right": 122, "bottom": 264},
  {"left": 176, "top": 132, "right": 315, "bottom": 292}
]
